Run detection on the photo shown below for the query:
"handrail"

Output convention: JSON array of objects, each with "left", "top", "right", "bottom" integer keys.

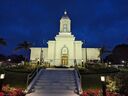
[
  {"left": 26, "top": 65, "right": 40, "bottom": 88},
  {"left": 74, "top": 66, "right": 82, "bottom": 95}
]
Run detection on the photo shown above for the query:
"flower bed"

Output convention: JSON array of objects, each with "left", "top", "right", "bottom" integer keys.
[
  {"left": 0, "top": 84, "right": 25, "bottom": 96},
  {"left": 82, "top": 89, "right": 120, "bottom": 96}
]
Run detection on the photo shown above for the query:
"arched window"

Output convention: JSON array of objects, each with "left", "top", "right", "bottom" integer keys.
[{"left": 61, "top": 45, "right": 68, "bottom": 55}]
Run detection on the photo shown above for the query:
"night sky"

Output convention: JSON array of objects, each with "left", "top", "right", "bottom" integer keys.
[{"left": 0, "top": 0, "right": 128, "bottom": 55}]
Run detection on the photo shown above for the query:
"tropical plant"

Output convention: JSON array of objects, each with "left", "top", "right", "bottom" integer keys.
[
  {"left": 106, "top": 76, "right": 118, "bottom": 92},
  {"left": 0, "top": 38, "right": 6, "bottom": 46},
  {"left": 15, "top": 41, "right": 32, "bottom": 62},
  {"left": 99, "top": 45, "right": 111, "bottom": 63}
]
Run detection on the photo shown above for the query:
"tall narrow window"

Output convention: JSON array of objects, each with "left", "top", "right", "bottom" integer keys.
[{"left": 63, "top": 24, "right": 67, "bottom": 32}]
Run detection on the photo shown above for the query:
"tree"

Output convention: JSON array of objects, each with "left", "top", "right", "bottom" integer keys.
[
  {"left": 0, "top": 54, "right": 7, "bottom": 61},
  {"left": 7, "top": 54, "right": 25, "bottom": 63},
  {"left": 99, "top": 46, "right": 110, "bottom": 63},
  {"left": 112, "top": 44, "right": 128, "bottom": 62},
  {"left": 105, "top": 44, "right": 128, "bottom": 64},
  {"left": 104, "top": 54, "right": 114, "bottom": 63},
  {"left": 0, "top": 38, "right": 6, "bottom": 46},
  {"left": 99, "top": 47, "right": 105, "bottom": 63},
  {"left": 15, "top": 41, "right": 32, "bottom": 62}
]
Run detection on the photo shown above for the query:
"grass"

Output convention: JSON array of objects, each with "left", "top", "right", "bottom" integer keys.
[
  {"left": 81, "top": 74, "right": 102, "bottom": 90},
  {"left": 4, "top": 71, "right": 29, "bottom": 89},
  {"left": 0, "top": 64, "right": 43, "bottom": 90},
  {"left": 79, "top": 65, "right": 119, "bottom": 90},
  {"left": 81, "top": 73, "right": 117, "bottom": 90}
]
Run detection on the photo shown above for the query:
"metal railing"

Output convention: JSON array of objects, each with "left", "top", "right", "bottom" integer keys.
[
  {"left": 26, "top": 65, "right": 40, "bottom": 89},
  {"left": 74, "top": 65, "right": 83, "bottom": 95}
]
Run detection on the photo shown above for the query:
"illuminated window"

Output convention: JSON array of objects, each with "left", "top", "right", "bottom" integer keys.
[{"left": 63, "top": 24, "right": 67, "bottom": 32}]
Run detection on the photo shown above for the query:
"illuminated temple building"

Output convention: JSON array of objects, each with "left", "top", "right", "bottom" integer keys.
[{"left": 30, "top": 11, "right": 100, "bottom": 67}]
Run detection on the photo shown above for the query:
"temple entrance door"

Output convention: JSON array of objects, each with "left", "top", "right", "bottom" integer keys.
[{"left": 61, "top": 54, "right": 68, "bottom": 66}]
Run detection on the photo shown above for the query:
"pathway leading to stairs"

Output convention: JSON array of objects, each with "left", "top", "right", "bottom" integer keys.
[{"left": 26, "top": 68, "right": 79, "bottom": 96}]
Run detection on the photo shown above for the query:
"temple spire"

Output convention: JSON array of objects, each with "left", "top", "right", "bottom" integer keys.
[{"left": 60, "top": 11, "right": 71, "bottom": 33}]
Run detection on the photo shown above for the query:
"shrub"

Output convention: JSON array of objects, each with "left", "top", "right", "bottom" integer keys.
[
  {"left": 82, "top": 89, "right": 100, "bottom": 96},
  {"left": 79, "top": 67, "right": 119, "bottom": 74},
  {"left": 106, "top": 76, "right": 119, "bottom": 92},
  {"left": 106, "top": 71, "right": 128, "bottom": 96},
  {"left": 0, "top": 92, "right": 4, "bottom": 96},
  {"left": 82, "top": 89, "right": 120, "bottom": 96},
  {"left": 116, "top": 72, "right": 128, "bottom": 95},
  {"left": 4, "top": 64, "right": 38, "bottom": 73},
  {"left": 2, "top": 84, "right": 25, "bottom": 96},
  {"left": 0, "top": 68, "right": 5, "bottom": 74}
]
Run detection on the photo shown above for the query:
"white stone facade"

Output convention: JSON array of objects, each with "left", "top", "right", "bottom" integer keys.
[{"left": 30, "top": 11, "right": 100, "bottom": 67}]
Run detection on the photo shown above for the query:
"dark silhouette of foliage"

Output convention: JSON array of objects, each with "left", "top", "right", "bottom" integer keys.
[
  {"left": 0, "top": 38, "right": 6, "bottom": 46},
  {"left": 0, "top": 54, "right": 7, "bottom": 61},
  {"left": 15, "top": 41, "right": 32, "bottom": 61},
  {"left": 105, "top": 44, "right": 128, "bottom": 64},
  {"left": 7, "top": 54, "right": 25, "bottom": 63}
]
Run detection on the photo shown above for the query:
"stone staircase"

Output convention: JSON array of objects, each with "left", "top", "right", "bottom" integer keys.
[{"left": 26, "top": 68, "right": 80, "bottom": 96}]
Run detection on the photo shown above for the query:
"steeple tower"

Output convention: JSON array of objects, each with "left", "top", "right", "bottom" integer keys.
[{"left": 60, "top": 11, "right": 71, "bottom": 33}]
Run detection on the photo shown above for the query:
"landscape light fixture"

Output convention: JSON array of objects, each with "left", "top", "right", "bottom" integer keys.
[
  {"left": 0, "top": 74, "right": 5, "bottom": 79},
  {"left": 101, "top": 76, "right": 105, "bottom": 82},
  {"left": 0, "top": 73, "right": 5, "bottom": 91},
  {"left": 82, "top": 59, "right": 84, "bottom": 67},
  {"left": 100, "top": 76, "right": 106, "bottom": 96},
  {"left": 121, "top": 60, "right": 125, "bottom": 63}
]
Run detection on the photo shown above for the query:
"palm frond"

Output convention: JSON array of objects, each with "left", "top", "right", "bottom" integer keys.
[
  {"left": 0, "top": 38, "right": 7, "bottom": 46},
  {"left": 15, "top": 41, "right": 32, "bottom": 51},
  {"left": 15, "top": 46, "right": 23, "bottom": 51}
]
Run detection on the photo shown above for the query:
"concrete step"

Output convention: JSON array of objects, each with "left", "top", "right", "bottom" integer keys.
[
  {"left": 42, "top": 74, "right": 74, "bottom": 76},
  {"left": 26, "top": 92, "right": 79, "bottom": 96},
  {"left": 38, "top": 79, "right": 75, "bottom": 82},
  {"left": 35, "top": 89, "right": 76, "bottom": 94},
  {"left": 35, "top": 82, "right": 76, "bottom": 86},
  {"left": 37, "top": 80, "right": 75, "bottom": 83},
  {"left": 38, "top": 76, "right": 75, "bottom": 79},
  {"left": 39, "top": 75, "right": 74, "bottom": 78},
  {"left": 34, "top": 85, "right": 76, "bottom": 90},
  {"left": 39, "top": 76, "right": 75, "bottom": 79},
  {"left": 36, "top": 83, "right": 76, "bottom": 86}
]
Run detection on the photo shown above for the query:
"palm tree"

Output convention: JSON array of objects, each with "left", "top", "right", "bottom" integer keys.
[
  {"left": 0, "top": 38, "right": 6, "bottom": 46},
  {"left": 15, "top": 41, "right": 32, "bottom": 62},
  {"left": 99, "top": 46, "right": 111, "bottom": 63},
  {"left": 100, "top": 47, "right": 105, "bottom": 63}
]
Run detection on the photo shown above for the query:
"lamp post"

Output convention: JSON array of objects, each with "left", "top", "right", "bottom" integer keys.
[
  {"left": 100, "top": 76, "right": 106, "bottom": 96},
  {"left": 82, "top": 59, "right": 84, "bottom": 67},
  {"left": 40, "top": 48, "right": 43, "bottom": 65},
  {"left": 0, "top": 73, "right": 5, "bottom": 91}
]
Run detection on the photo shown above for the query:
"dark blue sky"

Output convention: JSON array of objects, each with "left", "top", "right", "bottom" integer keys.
[{"left": 0, "top": 0, "right": 128, "bottom": 55}]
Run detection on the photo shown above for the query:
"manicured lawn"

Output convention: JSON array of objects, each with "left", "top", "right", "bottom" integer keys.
[
  {"left": 81, "top": 74, "right": 102, "bottom": 90},
  {"left": 4, "top": 71, "right": 29, "bottom": 89},
  {"left": 1, "top": 64, "right": 39, "bottom": 89}
]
